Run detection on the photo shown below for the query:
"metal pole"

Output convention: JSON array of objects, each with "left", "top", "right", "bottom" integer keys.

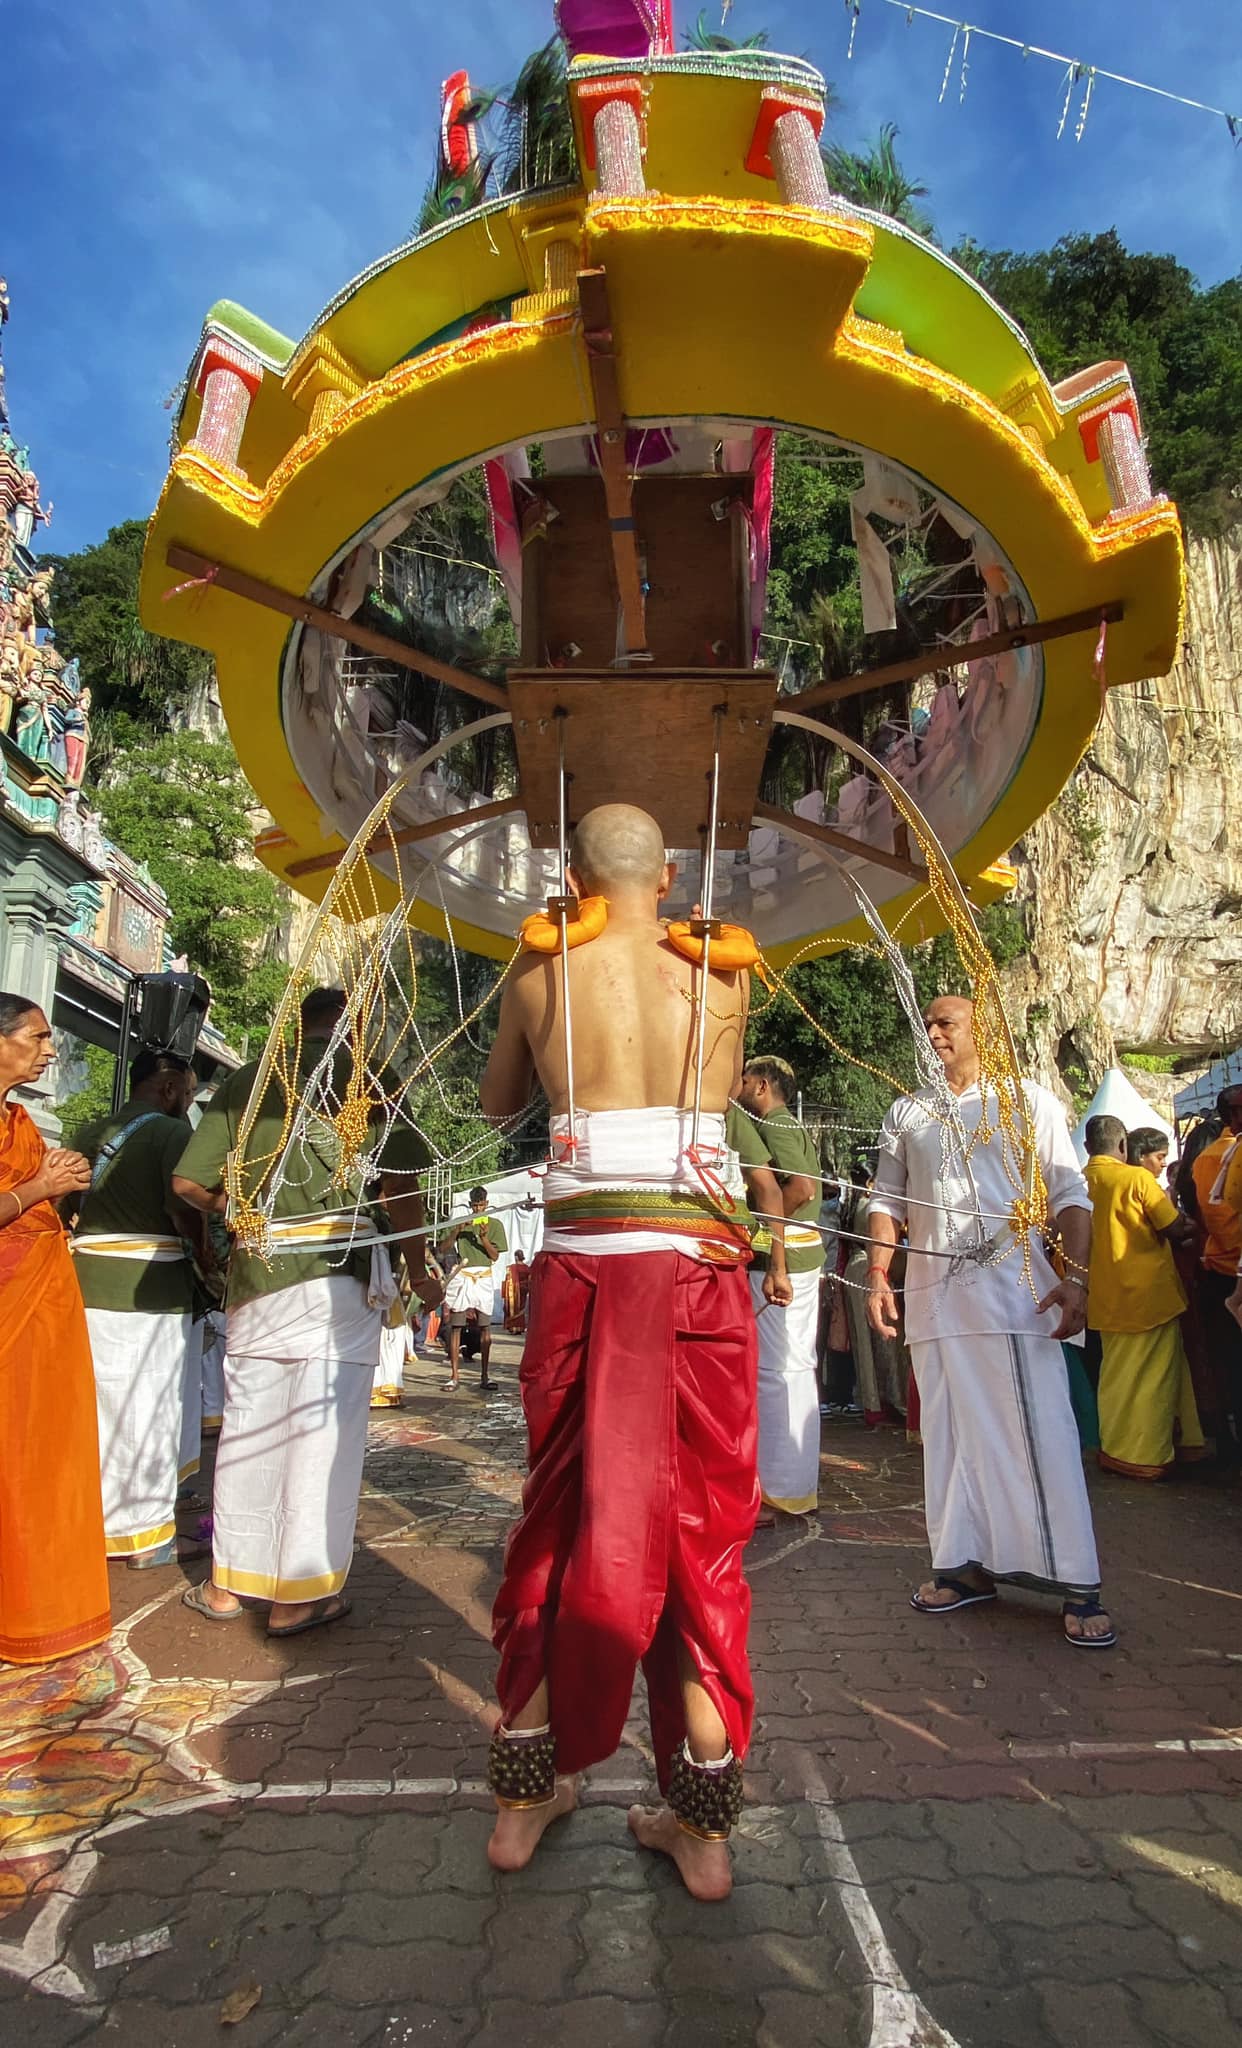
[
  {"left": 556, "top": 715, "right": 577, "bottom": 1152},
  {"left": 112, "top": 974, "right": 141, "bottom": 1115},
  {"left": 690, "top": 710, "right": 724, "bottom": 1156}
]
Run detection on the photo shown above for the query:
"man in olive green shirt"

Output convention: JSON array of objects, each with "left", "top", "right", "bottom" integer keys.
[
  {"left": 73, "top": 1049, "right": 205, "bottom": 1570},
  {"left": 733, "top": 1057, "right": 824, "bottom": 1518},
  {"left": 440, "top": 1186, "right": 507, "bottom": 1392},
  {"left": 172, "top": 987, "right": 439, "bottom": 1638}
]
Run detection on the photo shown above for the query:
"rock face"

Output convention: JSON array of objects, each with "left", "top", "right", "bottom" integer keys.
[{"left": 1003, "top": 528, "right": 1242, "bottom": 1101}]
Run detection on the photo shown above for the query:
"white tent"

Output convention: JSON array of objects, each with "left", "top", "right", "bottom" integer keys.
[
  {"left": 1173, "top": 1049, "right": 1242, "bottom": 1125},
  {"left": 1070, "top": 1067, "right": 1174, "bottom": 1166}
]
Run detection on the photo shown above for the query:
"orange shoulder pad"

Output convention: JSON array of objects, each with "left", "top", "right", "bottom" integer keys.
[
  {"left": 664, "top": 920, "right": 760, "bottom": 971},
  {"left": 520, "top": 895, "right": 608, "bottom": 955}
]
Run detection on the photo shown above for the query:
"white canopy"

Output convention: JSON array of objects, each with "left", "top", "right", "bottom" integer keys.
[
  {"left": 1173, "top": 1049, "right": 1242, "bottom": 1124},
  {"left": 1070, "top": 1068, "right": 1174, "bottom": 1166}
]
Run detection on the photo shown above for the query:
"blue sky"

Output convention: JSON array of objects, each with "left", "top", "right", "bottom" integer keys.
[{"left": 4, "top": 0, "right": 1239, "bottom": 556}]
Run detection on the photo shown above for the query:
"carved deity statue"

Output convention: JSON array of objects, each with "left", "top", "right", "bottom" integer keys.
[
  {"left": 0, "top": 636, "right": 21, "bottom": 737},
  {"left": 62, "top": 672, "right": 90, "bottom": 787},
  {"left": 12, "top": 659, "right": 51, "bottom": 766}
]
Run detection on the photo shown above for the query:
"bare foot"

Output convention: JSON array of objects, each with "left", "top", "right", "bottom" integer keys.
[
  {"left": 199, "top": 1580, "right": 243, "bottom": 1617},
  {"left": 487, "top": 1778, "right": 578, "bottom": 1872},
  {"left": 627, "top": 1803, "right": 732, "bottom": 1901}
]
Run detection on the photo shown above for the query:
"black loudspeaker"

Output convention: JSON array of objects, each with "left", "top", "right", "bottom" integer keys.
[{"left": 133, "top": 972, "right": 212, "bottom": 1062}]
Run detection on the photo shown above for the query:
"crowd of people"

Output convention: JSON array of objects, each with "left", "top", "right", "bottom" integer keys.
[
  {"left": 2, "top": 811, "right": 1240, "bottom": 1901},
  {"left": 0, "top": 984, "right": 440, "bottom": 1661},
  {"left": 811, "top": 1090, "right": 1242, "bottom": 1495}
]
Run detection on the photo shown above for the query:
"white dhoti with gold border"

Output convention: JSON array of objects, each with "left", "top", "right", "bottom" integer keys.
[
  {"left": 214, "top": 1271, "right": 384, "bottom": 1604},
  {"left": 85, "top": 1305, "right": 195, "bottom": 1557},
  {"left": 749, "top": 1257, "right": 822, "bottom": 1514}
]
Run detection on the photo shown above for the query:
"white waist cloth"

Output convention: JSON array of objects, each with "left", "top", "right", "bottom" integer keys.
[
  {"left": 543, "top": 1106, "right": 746, "bottom": 1260},
  {"left": 261, "top": 1215, "right": 397, "bottom": 1313},
  {"left": 74, "top": 1232, "right": 185, "bottom": 1262},
  {"left": 444, "top": 1266, "right": 496, "bottom": 1320},
  {"left": 227, "top": 1273, "right": 385, "bottom": 1367}
]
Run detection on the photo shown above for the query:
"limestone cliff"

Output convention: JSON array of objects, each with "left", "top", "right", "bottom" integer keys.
[{"left": 1003, "top": 528, "right": 1242, "bottom": 1103}]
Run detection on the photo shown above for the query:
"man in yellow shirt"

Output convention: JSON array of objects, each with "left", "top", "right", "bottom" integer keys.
[{"left": 1084, "top": 1115, "right": 1204, "bottom": 1479}]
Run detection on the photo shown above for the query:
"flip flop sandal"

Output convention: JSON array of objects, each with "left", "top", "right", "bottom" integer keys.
[
  {"left": 267, "top": 1596, "right": 352, "bottom": 1641},
  {"left": 910, "top": 1573, "right": 998, "bottom": 1614},
  {"left": 1063, "top": 1598, "right": 1117, "bottom": 1649},
  {"left": 182, "top": 1580, "right": 245, "bottom": 1621}
]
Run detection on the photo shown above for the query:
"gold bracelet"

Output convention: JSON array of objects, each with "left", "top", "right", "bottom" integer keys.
[{"left": 2, "top": 1189, "right": 21, "bottom": 1223}]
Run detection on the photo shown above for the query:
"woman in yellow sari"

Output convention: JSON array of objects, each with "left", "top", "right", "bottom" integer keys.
[{"left": 0, "top": 993, "right": 110, "bottom": 1663}]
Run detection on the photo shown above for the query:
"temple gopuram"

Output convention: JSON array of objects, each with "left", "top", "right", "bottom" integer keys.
[{"left": 0, "top": 280, "right": 235, "bottom": 1128}]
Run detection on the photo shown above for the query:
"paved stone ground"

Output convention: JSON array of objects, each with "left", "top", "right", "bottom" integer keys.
[{"left": 3, "top": 1330, "right": 1242, "bottom": 2046}]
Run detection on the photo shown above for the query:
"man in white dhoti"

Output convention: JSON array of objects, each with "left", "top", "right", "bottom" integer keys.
[
  {"left": 731, "top": 1058, "right": 821, "bottom": 1521},
  {"left": 74, "top": 1050, "right": 208, "bottom": 1571},
  {"left": 171, "top": 988, "right": 439, "bottom": 1639},
  {"left": 440, "top": 1187, "right": 506, "bottom": 1393},
  {"left": 867, "top": 996, "right": 1114, "bottom": 1648}
]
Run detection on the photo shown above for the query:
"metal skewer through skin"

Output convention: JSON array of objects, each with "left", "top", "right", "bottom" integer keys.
[
  {"left": 689, "top": 707, "right": 724, "bottom": 1162},
  {"left": 768, "top": 706, "right": 1038, "bottom": 1246},
  {"left": 556, "top": 712, "right": 578, "bottom": 1155}
]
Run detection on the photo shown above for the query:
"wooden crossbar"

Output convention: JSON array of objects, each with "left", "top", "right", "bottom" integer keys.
[
  {"left": 284, "top": 794, "right": 522, "bottom": 879},
  {"left": 752, "top": 799, "right": 928, "bottom": 882},
  {"left": 165, "top": 546, "right": 509, "bottom": 711},
  {"left": 793, "top": 602, "right": 1124, "bottom": 714},
  {"left": 577, "top": 267, "right": 650, "bottom": 663}
]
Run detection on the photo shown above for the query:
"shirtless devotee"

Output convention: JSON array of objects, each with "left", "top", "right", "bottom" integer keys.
[
  {"left": 868, "top": 995, "right": 1115, "bottom": 1647},
  {"left": 479, "top": 803, "right": 758, "bottom": 1901}
]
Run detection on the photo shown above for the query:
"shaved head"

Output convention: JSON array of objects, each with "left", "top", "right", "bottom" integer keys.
[
  {"left": 569, "top": 804, "right": 667, "bottom": 895},
  {"left": 923, "top": 995, "right": 974, "bottom": 1027},
  {"left": 923, "top": 993, "right": 979, "bottom": 1086}
]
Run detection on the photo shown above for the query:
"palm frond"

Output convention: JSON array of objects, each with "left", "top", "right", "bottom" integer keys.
[
  {"left": 683, "top": 9, "right": 770, "bottom": 50},
  {"left": 822, "top": 123, "right": 933, "bottom": 235}
]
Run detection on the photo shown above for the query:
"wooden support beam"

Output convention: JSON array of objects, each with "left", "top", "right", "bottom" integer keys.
[
  {"left": 165, "top": 545, "right": 509, "bottom": 710},
  {"left": 753, "top": 799, "right": 928, "bottom": 882},
  {"left": 793, "top": 602, "right": 1124, "bottom": 714},
  {"left": 577, "top": 267, "right": 650, "bottom": 663},
  {"left": 285, "top": 794, "right": 521, "bottom": 879}
]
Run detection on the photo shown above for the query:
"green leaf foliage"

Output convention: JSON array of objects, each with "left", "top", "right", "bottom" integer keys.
[
  {"left": 40, "top": 520, "right": 213, "bottom": 777},
  {"left": 91, "top": 730, "right": 287, "bottom": 1049},
  {"left": 56, "top": 1044, "right": 118, "bottom": 1147},
  {"left": 956, "top": 231, "right": 1242, "bottom": 536}
]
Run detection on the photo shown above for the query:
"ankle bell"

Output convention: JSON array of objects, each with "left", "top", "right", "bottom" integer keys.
[
  {"left": 487, "top": 1723, "right": 557, "bottom": 1809},
  {"left": 667, "top": 1740, "right": 744, "bottom": 1841}
]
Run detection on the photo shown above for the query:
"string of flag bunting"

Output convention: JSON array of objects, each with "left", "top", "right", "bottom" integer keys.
[{"left": 837, "top": 0, "right": 1241, "bottom": 146}]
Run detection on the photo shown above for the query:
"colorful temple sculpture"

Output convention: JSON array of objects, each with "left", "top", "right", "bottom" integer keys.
[
  {"left": 0, "top": 284, "right": 234, "bottom": 1127},
  {"left": 140, "top": 8, "right": 1183, "bottom": 970}
]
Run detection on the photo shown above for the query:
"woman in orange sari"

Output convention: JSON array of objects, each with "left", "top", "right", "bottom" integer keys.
[{"left": 0, "top": 994, "right": 110, "bottom": 1664}]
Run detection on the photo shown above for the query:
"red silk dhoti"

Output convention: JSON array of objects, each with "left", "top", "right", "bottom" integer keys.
[{"left": 492, "top": 1248, "right": 758, "bottom": 1783}]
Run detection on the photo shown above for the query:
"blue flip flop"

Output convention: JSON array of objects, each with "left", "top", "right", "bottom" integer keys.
[
  {"left": 1063, "top": 1598, "right": 1117, "bottom": 1649},
  {"left": 910, "top": 1573, "right": 997, "bottom": 1614}
]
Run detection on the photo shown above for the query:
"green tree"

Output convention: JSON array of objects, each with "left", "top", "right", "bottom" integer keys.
[
  {"left": 957, "top": 232, "right": 1242, "bottom": 534},
  {"left": 56, "top": 1044, "right": 117, "bottom": 1145},
  {"left": 92, "top": 731, "right": 288, "bottom": 1048},
  {"left": 40, "top": 520, "right": 212, "bottom": 774}
]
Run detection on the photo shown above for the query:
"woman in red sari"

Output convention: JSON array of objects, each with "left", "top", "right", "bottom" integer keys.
[{"left": 0, "top": 994, "right": 110, "bottom": 1664}]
